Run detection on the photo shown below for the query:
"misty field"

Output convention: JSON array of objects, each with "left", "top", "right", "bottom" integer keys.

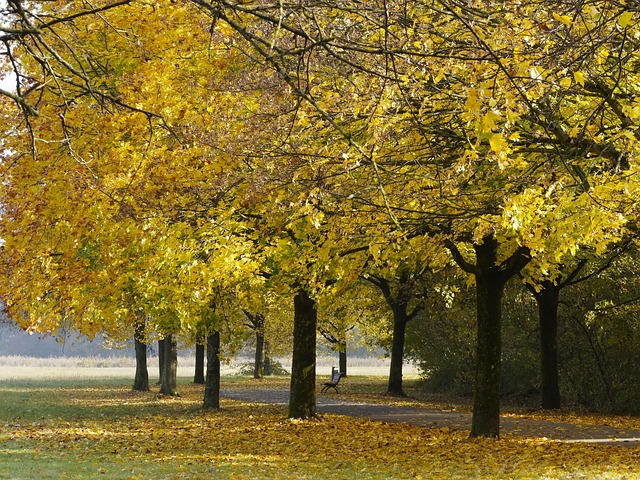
[{"left": 0, "top": 355, "right": 418, "bottom": 381}]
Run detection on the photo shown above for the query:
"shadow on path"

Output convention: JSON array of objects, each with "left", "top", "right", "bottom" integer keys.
[{"left": 221, "top": 389, "right": 640, "bottom": 447}]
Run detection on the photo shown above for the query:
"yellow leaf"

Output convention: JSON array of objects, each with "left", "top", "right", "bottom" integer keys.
[
  {"left": 552, "top": 12, "right": 573, "bottom": 26},
  {"left": 618, "top": 11, "right": 633, "bottom": 28},
  {"left": 574, "top": 71, "right": 585, "bottom": 87},
  {"left": 559, "top": 77, "right": 572, "bottom": 88},
  {"left": 489, "top": 133, "right": 508, "bottom": 155}
]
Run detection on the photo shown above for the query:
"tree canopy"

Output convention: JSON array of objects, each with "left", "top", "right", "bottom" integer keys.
[{"left": 1, "top": 0, "right": 639, "bottom": 436}]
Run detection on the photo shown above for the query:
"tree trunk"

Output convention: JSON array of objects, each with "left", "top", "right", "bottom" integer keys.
[
  {"left": 339, "top": 346, "right": 347, "bottom": 377},
  {"left": 263, "top": 343, "right": 273, "bottom": 376},
  {"left": 203, "top": 330, "right": 221, "bottom": 409},
  {"left": 536, "top": 282, "right": 561, "bottom": 409},
  {"left": 387, "top": 308, "right": 408, "bottom": 396},
  {"left": 159, "top": 335, "right": 178, "bottom": 396},
  {"left": 194, "top": 338, "right": 205, "bottom": 385},
  {"left": 158, "top": 338, "right": 165, "bottom": 385},
  {"left": 447, "top": 235, "right": 530, "bottom": 439},
  {"left": 133, "top": 318, "right": 149, "bottom": 392},
  {"left": 288, "top": 289, "right": 317, "bottom": 419},
  {"left": 254, "top": 314, "right": 265, "bottom": 379},
  {"left": 470, "top": 238, "right": 506, "bottom": 438}
]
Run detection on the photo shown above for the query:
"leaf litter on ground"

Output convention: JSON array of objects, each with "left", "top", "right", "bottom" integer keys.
[{"left": 0, "top": 380, "right": 639, "bottom": 479}]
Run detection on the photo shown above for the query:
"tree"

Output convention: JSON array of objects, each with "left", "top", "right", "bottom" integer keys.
[
  {"left": 523, "top": 240, "right": 633, "bottom": 409},
  {"left": 204, "top": 329, "right": 221, "bottom": 409},
  {"left": 194, "top": 333, "right": 206, "bottom": 385},
  {"left": 133, "top": 312, "right": 149, "bottom": 392},
  {"left": 243, "top": 311, "right": 266, "bottom": 379},
  {"left": 318, "top": 320, "right": 352, "bottom": 377},
  {"left": 2, "top": 0, "right": 639, "bottom": 439},
  {"left": 364, "top": 270, "right": 426, "bottom": 397},
  {"left": 196, "top": 0, "right": 639, "bottom": 437},
  {"left": 0, "top": 0, "right": 284, "bottom": 405},
  {"left": 159, "top": 334, "right": 179, "bottom": 396},
  {"left": 288, "top": 289, "right": 317, "bottom": 419}
]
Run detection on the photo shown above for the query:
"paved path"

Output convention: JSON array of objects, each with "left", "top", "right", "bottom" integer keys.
[{"left": 221, "top": 389, "right": 640, "bottom": 447}]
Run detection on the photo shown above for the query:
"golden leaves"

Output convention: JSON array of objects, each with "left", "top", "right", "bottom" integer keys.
[{"left": 2, "top": 382, "right": 640, "bottom": 479}]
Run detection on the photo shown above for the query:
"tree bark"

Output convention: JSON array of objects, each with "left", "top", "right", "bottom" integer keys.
[
  {"left": 263, "top": 342, "right": 273, "bottom": 376},
  {"left": 471, "top": 269, "right": 504, "bottom": 438},
  {"left": 203, "top": 330, "right": 221, "bottom": 409},
  {"left": 159, "top": 335, "right": 178, "bottom": 396},
  {"left": 387, "top": 307, "right": 408, "bottom": 396},
  {"left": 366, "top": 275, "right": 418, "bottom": 397},
  {"left": 158, "top": 338, "right": 165, "bottom": 385},
  {"left": 133, "top": 317, "right": 149, "bottom": 392},
  {"left": 194, "top": 337, "right": 205, "bottom": 385},
  {"left": 447, "top": 235, "right": 530, "bottom": 438},
  {"left": 253, "top": 314, "right": 265, "bottom": 379},
  {"left": 288, "top": 289, "right": 317, "bottom": 419},
  {"left": 339, "top": 346, "right": 347, "bottom": 377},
  {"left": 535, "top": 281, "right": 561, "bottom": 409}
]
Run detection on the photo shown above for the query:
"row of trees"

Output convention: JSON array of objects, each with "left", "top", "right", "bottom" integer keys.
[
  {"left": 407, "top": 242, "right": 640, "bottom": 412},
  {"left": 1, "top": 0, "right": 639, "bottom": 437}
]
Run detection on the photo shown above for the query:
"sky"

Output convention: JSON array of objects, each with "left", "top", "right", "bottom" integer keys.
[{"left": 1, "top": 1, "right": 18, "bottom": 92}]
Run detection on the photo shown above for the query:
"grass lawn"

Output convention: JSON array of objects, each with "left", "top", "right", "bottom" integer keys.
[{"left": 0, "top": 373, "right": 639, "bottom": 479}]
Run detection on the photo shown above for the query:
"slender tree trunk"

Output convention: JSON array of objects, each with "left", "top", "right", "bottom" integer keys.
[
  {"left": 133, "top": 317, "right": 149, "bottom": 392},
  {"left": 288, "top": 289, "right": 317, "bottom": 419},
  {"left": 159, "top": 335, "right": 178, "bottom": 396},
  {"left": 536, "top": 282, "right": 561, "bottom": 409},
  {"left": 254, "top": 314, "right": 265, "bottom": 379},
  {"left": 387, "top": 309, "right": 408, "bottom": 396},
  {"left": 194, "top": 337, "right": 205, "bottom": 385},
  {"left": 263, "top": 341, "right": 273, "bottom": 376},
  {"left": 203, "top": 330, "right": 221, "bottom": 409},
  {"left": 339, "top": 346, "right": 347, "bottom": 377},
  {"left": 158, "top": 338, "right": 166, "bottom": 385},
  {"left": 366, "top": 275, "right": 420, "bottom": 398}
]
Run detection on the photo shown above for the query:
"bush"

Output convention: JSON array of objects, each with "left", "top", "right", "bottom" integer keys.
[
  {"left": 407, "top": 283, "right": 540, "bottom": 398},
  {"left": 238, "top": 360, "right": 289, "bottom": 376}
]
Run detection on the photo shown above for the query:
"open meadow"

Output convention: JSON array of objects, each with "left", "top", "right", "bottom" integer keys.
[{"left": 0, "top": 358, "right": 639, "bottom": 479}]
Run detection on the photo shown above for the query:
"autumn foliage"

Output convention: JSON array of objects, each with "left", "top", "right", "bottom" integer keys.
[
  {"left": 1, "top": 0, "right": 640, "bottom": 437},
  {"left": 1, "top": 379, "right": 640, "bottom": 479}
]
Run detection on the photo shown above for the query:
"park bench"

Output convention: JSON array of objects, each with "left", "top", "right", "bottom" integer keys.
[{"left": 321, "top": 367, "right": 345, "bottom": 393}]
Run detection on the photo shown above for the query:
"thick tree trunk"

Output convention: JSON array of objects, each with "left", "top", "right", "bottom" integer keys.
[
  {"left": 447, "top": 235, "right": 530, "bottom": 439},
  {"left": 470, "top": 238, "right": 506, "bottom": 438},
  {"left": 471, "top": 274, "right": 504, "bottom": 438},
  {"left": 288, "top": 289, "right": 317, "bottom": 419},
  {"left": 203, "top": 330, "right": 221, "bottom": 409},
  {"left": 133, "top": 319, "right": 149, "bottom": 392},
  {"left": 254, "top": 315, "right": 265, "bottom": 379},
  {"left": 159, "top": 335, "right": 178, "bottom": 396},
  {"left": 536, "top": 282, "right": 561, "bottom": 409},
  {"left": 194, "top": 338, "right": 205, "bottom": 385},
  {"left": 339, "top": 347, "right": 347, "bottom": 377},
  {"left": 387, "top": 309, "right": 408, "bottom": 396},
  {"left": 133, "top": 318, "right": 149, "bottom": 392}
]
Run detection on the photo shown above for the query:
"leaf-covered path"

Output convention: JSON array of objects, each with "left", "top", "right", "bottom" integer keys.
[{"left": 222, "top": 389, "right": 640, "bottom": 446}]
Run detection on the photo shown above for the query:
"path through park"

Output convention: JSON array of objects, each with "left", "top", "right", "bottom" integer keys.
[{"left": 222, "top": 389, "right": 640, "bottom": 447}]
